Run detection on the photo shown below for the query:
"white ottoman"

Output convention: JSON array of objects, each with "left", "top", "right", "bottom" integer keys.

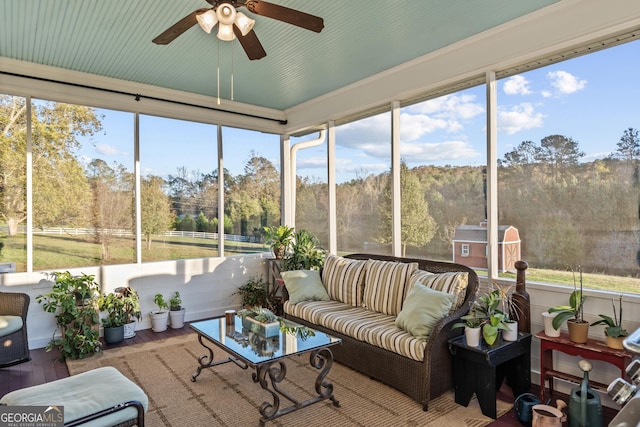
[{"left": 0, "top": 366, "right": 147, "bottom": 426}]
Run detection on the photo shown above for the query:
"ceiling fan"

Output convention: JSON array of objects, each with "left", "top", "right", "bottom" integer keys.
[{"left": 152, "top": 0, "right": 324, "bottom": 60}]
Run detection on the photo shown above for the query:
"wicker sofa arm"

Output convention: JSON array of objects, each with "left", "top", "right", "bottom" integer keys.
[{"left": 0, "top": 292, "right": 30, "bottom": 319}]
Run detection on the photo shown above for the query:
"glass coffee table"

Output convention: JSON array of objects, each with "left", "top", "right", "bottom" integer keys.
[{"left": 190, "top": 315, "right": 342, "bottom": 426}]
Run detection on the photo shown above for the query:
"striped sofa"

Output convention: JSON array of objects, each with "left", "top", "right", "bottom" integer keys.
[{"left": 282, "top": 253, "right": 479, "bottom": 411}]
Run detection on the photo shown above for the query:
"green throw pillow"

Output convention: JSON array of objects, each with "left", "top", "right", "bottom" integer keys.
[
  {"left": 281, "top": 270, "right": 330, "bottom": 304},
  {"left": 395, "top": 283, "right": 454, "bottom": 339}
]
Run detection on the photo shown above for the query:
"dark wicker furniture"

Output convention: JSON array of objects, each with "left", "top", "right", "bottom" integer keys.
[
  {"left": 283, "top": 253, "right": 479, "bottom": 411},
  {"left": 0, "top": 291, "right": 31, "bottom": 368}
]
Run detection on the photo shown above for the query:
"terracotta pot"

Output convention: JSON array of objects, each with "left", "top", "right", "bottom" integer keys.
[
  {"left": 606, "top": 334, "right": 625, "bottom": 350},
  {"left": 567, "top": 319, "right": 589, "bottom": 343}
]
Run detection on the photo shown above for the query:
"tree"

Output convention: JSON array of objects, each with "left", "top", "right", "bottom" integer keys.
[
  {"left": 612, "top": 127, "right": 640, "bottom": 163},
  {"left": 141, "top": 175, "right": 173, "bottom": 250},
  {"left": 498, "top": 140, "right": 541, "bottom": 167},
  {"left": 0, "top": 97, "right": 101, "bottom": 235},
  {"left": 86, "top": 159, "right": 133, "bottom": 260},
  {"left": 537, "top": 134, "right": 585, "bottom": 184},
  {"left": 378, "top": 163, "right": 437, "bottom": 256}
]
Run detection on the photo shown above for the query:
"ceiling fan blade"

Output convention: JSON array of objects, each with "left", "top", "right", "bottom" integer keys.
[
  {"left": 233, "top": 26, "right": 267, "bottom": 60},
  {"left": 245, "top": 0, "right": 324, "bottom": 33},
  {"left": 152, "top": 8, "right": 210, "bottom": 45}
]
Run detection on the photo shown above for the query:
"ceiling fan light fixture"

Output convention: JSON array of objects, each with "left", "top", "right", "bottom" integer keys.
[
  {"left": 196, "top": 9, "right": 218, "bottom": 34},
  {"left": 217, "top": 23, "right": 235, "bottom": 41},
  {"left": 234, "top": 11, "right": 255, "bottom": 36},
  {"left": 216, "top": 3, "right": 237, "bottom": 26}
]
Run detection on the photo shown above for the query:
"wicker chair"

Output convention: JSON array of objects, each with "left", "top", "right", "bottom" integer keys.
[{"left": 0, "top": 292, "right": 31, "bottom": 368}]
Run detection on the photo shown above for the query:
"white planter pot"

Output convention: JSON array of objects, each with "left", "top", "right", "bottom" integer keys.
[
  {"left": 541, "top": 311, "right": 561, "bottom": 337},
  {"left": 169, "top": 308, "right": 185, "bottom": 329},
  {"left": 123, "top": 321, "right": 136, "bottom": 339},
  {"left": 150, "top": 311, "right": 169, "bottom": 332},
  {"left": 464, "top": 326, "right": 481, "bottom": 347},
  {"left": 503, "top": 320, "right": 518, "bottom": 341}
]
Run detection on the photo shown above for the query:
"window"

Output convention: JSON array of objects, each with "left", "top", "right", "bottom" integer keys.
[
  {"left": 31, "top": 101, "right": 134, "bottom": 270},
  {"left": 221, "top": 127, "right": 280, "bottom": 255},
  {"left": 139, "top": 115, "right": 217, "bottom": 261},
  {"left": 497, "top": 39, "right": 640, "bottom": 293},
  {"left": 461, "top": 244, "right": 470, "bottom": 257},
  {"left": 335, "top": 112, "right": 391, "bottom": 254},
  {"left": 400, "top": 87, "right": 487, "bottom": 263},
  {"left": 0, "top": 95, "right": 27, "bottom": 272}
]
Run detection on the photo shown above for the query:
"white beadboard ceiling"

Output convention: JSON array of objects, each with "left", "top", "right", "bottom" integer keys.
[{"left": 0, "top": 0, "right": 557, "bottom": 111}]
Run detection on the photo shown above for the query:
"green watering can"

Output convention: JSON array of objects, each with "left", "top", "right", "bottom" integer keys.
[{"left": 568, "top": 360, "right": 603, "bottom": 427}]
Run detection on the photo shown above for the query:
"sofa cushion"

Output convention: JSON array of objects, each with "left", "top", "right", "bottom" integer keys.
[
  {"left": 407, "top": 270, "right": 469, "bottom": 313},
  {"left": 280, "top": 270, "right": 330, "bottom": 304},
  {"left": 359, "top": 315, "right": 427, "bottom": 361},
  {"left": 0, "top": 315, "right": 23, "bottom": 338},
  {"left": 395, "top": 284, "right": 454, "bottom": 339},
  {"left": 362, "top": 259, "right": 418, "bottom": 316},
  {"left": 321, "top": 254, "right": 367, "bottom": 306},
  {"left": 283, "top": 300, "right": 354, "bottom": 325}
]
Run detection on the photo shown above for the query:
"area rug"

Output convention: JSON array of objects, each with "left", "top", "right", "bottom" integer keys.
[{"left": 66, "top": 334, "right": 511, "bottom": 426}]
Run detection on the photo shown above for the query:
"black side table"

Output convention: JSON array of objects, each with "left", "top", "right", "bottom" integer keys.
[{"left": 448, "top": 332, "right": 532, "bottom": 419}]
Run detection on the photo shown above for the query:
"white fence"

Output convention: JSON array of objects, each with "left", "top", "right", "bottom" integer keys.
[{"left": 0, "top": 226, "right": 259, "bottom": 243}]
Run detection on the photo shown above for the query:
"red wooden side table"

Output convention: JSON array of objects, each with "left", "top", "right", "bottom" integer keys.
[{"left": 535, "top": 331, "right": 634, "bottom": 401}]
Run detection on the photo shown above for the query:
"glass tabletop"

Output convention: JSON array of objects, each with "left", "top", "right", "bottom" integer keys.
[{"left": 190, "top": 316, "right": 341, "bottom": 365}]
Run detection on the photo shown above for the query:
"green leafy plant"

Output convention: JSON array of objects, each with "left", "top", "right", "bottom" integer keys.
[
  {"left": 35, "top": 271, "right": 102, "bottom": 360},
  {"left": 281, "top": 229, "right": 326, "bottom": 271},
  {"left": 234, "top": 276, "right": 272, "bottom": 309},
  {"left": 548, "top": 265, "right": 586, "bottom": 330},
  {"left": 475, "top": 289, "right": 509, "bottom": 345},
  {"left": 591, "top": 294, "right": 629, "bottom": 338},
  {"left": 153, "top": 293, "right": 169, "bottom": 312},
  {"left": 169, "top": 291, "right": 182, "bottom": 311},
  {"left": 263, "top": 225, "right": 295, "bottom": 259},
  {"left": 114, "top": 286, "right": 141, "bottom": 323},
  {"left": 452, "top": 308, "right": 484, "bottom": 329},
  {"left": 98, "top": 292, "right": 127, "bottom": 328}
]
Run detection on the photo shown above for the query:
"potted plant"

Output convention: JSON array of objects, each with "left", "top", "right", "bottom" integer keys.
[
  {"left": 169, "top": 291, "right": 186, "bottom": 329},
  {"left": 281, "top": 229, "right": 326, "bottom": 271},
  {"left": 496, "top": 282, "right": 519, "bottom": 341},
  {"left": 453, "top": 308, "right": 485, "bottom": 347},
  {"left": 150, "top": 293, "right": 169, "bottom": 332},
  {"left": 238, "top": 307, "right": 280, "bottom": 337},
  {"left": 475, "top": 289, "right": 509, "bottom": 346},
  {"left": 36, "top": 271, "right": 102, "bottom": 360},
  {"left": 98, "top": 291, "right": 127, "bottom": 344},
  {"left": 263, "top": 225, "right": 295, "bottom": 259},
  {"left": 548, "top": 265, "right": 588, "bottom": 343},
  {"left": 114, "top": 286, "right": 141, "bottom": 339},
  {"left": 591, "top": 294, "right": 629, "bottom": 349},
  {"left": 234, "top": 276, "right": 272, "bottom": 309}
]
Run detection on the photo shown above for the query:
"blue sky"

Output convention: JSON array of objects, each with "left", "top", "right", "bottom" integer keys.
[{"left": 78, "top": 38, "right": 640, "bottom": 184}]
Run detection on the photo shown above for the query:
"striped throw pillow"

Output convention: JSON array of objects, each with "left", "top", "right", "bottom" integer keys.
[
  {"left": 408, "top": 270, "right": 469, "bottom": 313},
  {"left": 362, "top": 259, "right": 418, "bottom": 316},
  {"left": 321, "top": 254, "right": 367, "bottom": 306}
]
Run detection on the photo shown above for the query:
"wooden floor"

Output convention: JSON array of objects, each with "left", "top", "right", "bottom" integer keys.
[{"left": 0, "top": 325, "right": 618, "bottom": 426}]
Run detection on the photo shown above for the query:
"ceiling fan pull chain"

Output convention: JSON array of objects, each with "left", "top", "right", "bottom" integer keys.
[{"left": 231, "top": 40, "right": 235, "bottom": 101}]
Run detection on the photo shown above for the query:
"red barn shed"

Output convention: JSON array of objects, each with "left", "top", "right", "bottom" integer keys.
[{"left": 452, "top": 221, "right": 520, "bottom": 273}]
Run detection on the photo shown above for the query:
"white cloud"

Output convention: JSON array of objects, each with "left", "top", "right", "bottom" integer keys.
[
  {"left": 503, "top": 75, "right": 532, "bottom": 95},
  {"left": 546, "top": 70, "right": 587, "bottom": 95},
  {"left": 407, "top": 93, "right": 484, "bottom": 120},
  {"left": 400, "top": 140, "right": 480, "bottom": 163},
  {"left": 498, "top": 103, "right": 545, "bottom": 135},
  {"left": 94, "top": 143, "right": 126, "bottom": 156}
]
